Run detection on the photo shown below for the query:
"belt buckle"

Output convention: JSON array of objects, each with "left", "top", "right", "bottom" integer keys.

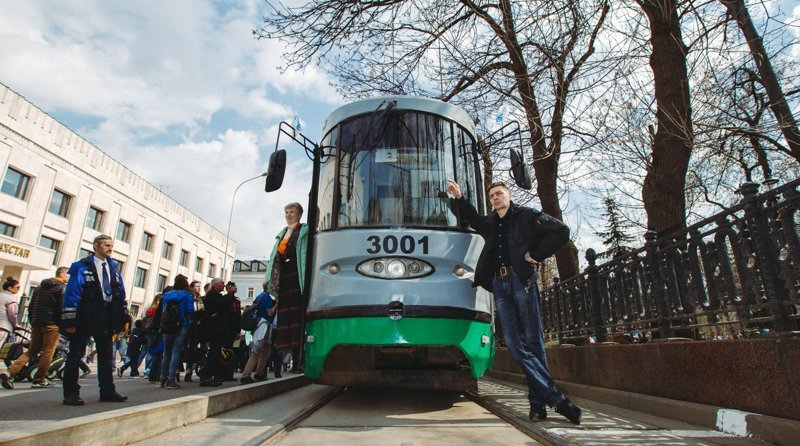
[{"left": 499, "top": 266, "right": 509, "bottom": 277}]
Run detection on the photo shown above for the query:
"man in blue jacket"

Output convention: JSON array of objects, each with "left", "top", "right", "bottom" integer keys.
[
  {"left": 61, "top": 234, "right": 130, "bottom": 406},
  {"left": 448, "top": 180, "right": 582, "bottom": 425}
]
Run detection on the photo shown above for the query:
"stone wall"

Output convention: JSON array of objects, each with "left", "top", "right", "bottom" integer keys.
[{"left": 490, "top": 337, "right": 800, "bottom": 420}]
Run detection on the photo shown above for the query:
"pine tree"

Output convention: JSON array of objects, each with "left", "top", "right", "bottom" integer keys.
[{"left": 595, "top": 195, "right": 636, "bottom": 259}]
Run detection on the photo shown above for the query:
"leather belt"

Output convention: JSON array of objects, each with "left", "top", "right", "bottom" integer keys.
[{"left": 495, "top": 265, "right": 512, "bottom": 278}]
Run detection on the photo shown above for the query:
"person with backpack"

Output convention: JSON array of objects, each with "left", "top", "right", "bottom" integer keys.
[
  {"left": 240, "top": 282, "right": 277, "bottom": 384},
  {"left": 158, "top": 275, "right": 194, "bottom": 389}
]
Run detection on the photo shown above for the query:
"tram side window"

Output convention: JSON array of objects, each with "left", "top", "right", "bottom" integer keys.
[{"left": 316, "top": 128, "right": 338, "bottom": 231}]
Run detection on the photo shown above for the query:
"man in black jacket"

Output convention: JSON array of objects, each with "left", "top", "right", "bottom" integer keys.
[
  {"left": 199, "top": 278, "right": 229, "bottom": 387},
  {"left": 0, "top": 267, "right": 68, "bottom": 389},
  {"left": 448, "top": 180, "right": 582, "bottom": 425}
]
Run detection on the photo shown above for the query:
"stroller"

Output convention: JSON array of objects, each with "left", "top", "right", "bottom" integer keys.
[{"left": 0, "top": 327, "right": 32, "bottom": 382}]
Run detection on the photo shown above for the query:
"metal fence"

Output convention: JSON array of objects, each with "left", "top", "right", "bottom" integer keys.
[{"left": 541, "top": 178, "right": 800, "bottom": 342}]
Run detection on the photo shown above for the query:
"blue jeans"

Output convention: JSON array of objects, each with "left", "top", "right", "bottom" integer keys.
[
  {"left": 493, "top": 271, "right": 565, "bottom": 408},
  {"left": 160, "top": 327, "right": 189, "bottom": 383}
]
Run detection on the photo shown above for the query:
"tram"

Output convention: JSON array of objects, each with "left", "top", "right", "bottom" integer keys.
[{"left": 266, "top": 96, "right": 530, "bottom": 391}]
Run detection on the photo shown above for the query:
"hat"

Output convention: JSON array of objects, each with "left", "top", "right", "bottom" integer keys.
[{"left": 226, "top": 281, "right": 236, "bottom": 287}]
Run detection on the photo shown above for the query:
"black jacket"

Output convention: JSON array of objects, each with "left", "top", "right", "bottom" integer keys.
[
  {"left": 456, "top": 197, "right": 570, "bottom": 291},
  {"left": 28, "top": 277, "right": 65, "bottom": 327},
  {"left": 200, "top": 289, "right": 229, "bottom": 341}
]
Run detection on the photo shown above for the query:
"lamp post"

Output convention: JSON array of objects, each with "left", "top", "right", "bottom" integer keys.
[{"left": 221, "top": 172, "right": 267, "bottom": 280}]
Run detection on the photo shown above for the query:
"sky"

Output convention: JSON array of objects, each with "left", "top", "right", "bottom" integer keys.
[{"left": 0, "top": 0, "right": 344, "bottom": 259}]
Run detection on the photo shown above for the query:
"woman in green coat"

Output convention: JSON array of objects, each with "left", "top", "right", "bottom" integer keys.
[{"left": 266, "top": 202, "right": 308, "bottom": 372}]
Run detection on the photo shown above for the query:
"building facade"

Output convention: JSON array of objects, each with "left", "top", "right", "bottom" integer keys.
[
  {"left": 0, "top": 84, "right": 234, "bottom": 319},
  {"left": 230, "top": 259, "right": 269, "bottom": 308}
]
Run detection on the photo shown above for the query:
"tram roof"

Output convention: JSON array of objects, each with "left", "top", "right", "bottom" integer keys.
[{"left": 321, "top": 96, "right": 476, "bottom": 137}]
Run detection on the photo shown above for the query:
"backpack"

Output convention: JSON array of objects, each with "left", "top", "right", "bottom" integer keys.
[
  {"left": 160, "top": 301, "right": 182, "bottom": 334},
  {"left": 240, "top": 305, "right": 259, "bottom": 332}
]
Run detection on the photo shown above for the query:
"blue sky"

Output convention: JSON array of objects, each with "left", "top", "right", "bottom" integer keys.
[{"left": 0, "top": 0, "right": 343, "bottom": 258}]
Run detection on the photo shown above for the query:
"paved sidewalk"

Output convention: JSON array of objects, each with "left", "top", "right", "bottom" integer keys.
[{"left": 478, "top": 377, "right": 770, "bottom": 446}]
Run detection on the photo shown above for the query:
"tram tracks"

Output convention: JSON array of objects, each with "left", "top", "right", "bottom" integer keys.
[{"left": 256, "top": 383, "right": 573, "bottom": 446}]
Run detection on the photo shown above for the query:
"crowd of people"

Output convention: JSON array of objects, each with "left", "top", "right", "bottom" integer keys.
[{"left": 0, "top": 201, "right": 310, "bottom": 406}]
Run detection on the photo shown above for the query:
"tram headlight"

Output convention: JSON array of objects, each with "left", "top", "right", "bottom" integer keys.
[
  {"left": 386, "top": 259, "right": 406, "bottom": 278},
  {"left": 357, "top": 257, "right": 433, "bottom": 279}
]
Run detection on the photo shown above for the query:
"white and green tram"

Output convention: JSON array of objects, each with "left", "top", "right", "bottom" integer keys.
[{"left": 266, "top": 96, "right": 530, "bottom": 390}]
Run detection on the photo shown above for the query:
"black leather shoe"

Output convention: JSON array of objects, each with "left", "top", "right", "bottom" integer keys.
[
  {"left": 63, "top": 396, "right": 85, "bottom": 406},
  {"left": 555, "top": 398, "right": 582, "bottom": 425},
  {"left": 99, "top": 392, "right": 128, "bottom": 402},
  {"left": 529, "top": 404, "right": 547, "bottom": 421},
  {"left": 199, "top": 380, "right": 220, "bottom": 387}
]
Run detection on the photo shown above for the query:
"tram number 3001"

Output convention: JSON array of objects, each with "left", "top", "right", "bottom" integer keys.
[{"left": 366, "top": 235, "right": 429, "bottom": 255}]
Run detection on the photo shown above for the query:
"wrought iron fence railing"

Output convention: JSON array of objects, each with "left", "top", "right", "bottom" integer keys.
[{"left": 540, "top": 179, "right": 800, "bottom": 343}]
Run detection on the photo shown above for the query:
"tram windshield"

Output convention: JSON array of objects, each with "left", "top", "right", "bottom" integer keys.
[{"left": 316, "top": 110, "right": 481, "bottom": 230}]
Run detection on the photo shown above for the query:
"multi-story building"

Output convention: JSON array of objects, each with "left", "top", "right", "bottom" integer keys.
[
  {"left": 230, "top": 259, "right": 269, "bottom": 307},
  {"left": 0, "top": 84, "right": 234, "bottom": 319}
]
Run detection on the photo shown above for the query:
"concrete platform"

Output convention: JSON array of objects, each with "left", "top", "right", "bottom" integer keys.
[{"left": 0, "top": 375, "right": 311, "bottom": 446}]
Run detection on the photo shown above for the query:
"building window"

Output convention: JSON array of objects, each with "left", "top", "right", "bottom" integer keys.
[
  {"left": 116, "top": 260, "right": 125, "bottom": 274},
  {"left": 116, "top": 221, "right": 131, "bottom": 243},
  {"left": 233, "top": 261, "right": 242, "bottom": 272},
  {"left": 179, "top": 250, "right": 189, "bottom": 267},
  {"left": 79, "top": 248, "right": 93, "bottom": 259},
  {"left": 209, "top": 263, "right": 216, "bottom": 277},
  {"left": 195, "top": 257, "right": 203, "bottom": 273},
  {"left": 48, "top": 189, "right": 72, "bottom": 217},
  {"left": 0, "top": 222, "right": 17, "bottom": 238},
  {"left": 162, "top": 241, "right": 173, "bottom": 259},
  {"left": 141, "top": 232, "right": 154, "bottom": 252},
  {"left": 129, "top": 304, "right": 140, "bottom": 319},
  {"left": 86, "top": 207, "right": 104, "bottom": 231},
  {"left": 1, "top": 167, "right": 31, "bottom": 200},
  {"left": 250, "top": 262, "right": 259, "bottom": 272},
  {"left": 247, "top": 287, "right": 255, "bottom": 298},
  {"left": 156, "top": 273, "right": 168, "bottom": 293},
  {"left": 134, "top": 267, "right": 148, "bottom": 288},
  {"left": 39, "top": 235, "right": 62, "bottom": 266}
]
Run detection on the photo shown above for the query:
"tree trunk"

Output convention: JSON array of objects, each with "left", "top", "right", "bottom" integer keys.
[
  {"left": 638, "top": 0, "right": 694, "bottom": 237},
  {"left": 721, "top": 0, "right": 800, "bottom": 163}
]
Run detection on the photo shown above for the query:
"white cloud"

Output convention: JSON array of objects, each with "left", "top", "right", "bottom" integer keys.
[{"left": 0, "top": 0, "right": 341, "bottom": 262}]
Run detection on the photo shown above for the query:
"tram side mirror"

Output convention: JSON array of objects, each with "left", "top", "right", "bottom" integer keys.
[
  {"left": 265, "top": 149, "right": 287, "bottom": 192},
  {"left": 509, "top": 147, "right": 532, "bottom": 190}
]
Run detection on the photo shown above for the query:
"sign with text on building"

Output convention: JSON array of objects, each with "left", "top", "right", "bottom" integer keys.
[{"left": 0, "top": 242, "right": 31, "bottom": 259}]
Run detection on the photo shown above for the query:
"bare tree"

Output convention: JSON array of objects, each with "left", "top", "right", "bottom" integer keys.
[
  {"left": 256, "top": 0, "right": 611, "bottom": 279},
  {"left": 633, "top": 0, "right": 695, "bottom": 237},
  {"left": 719, "top": 0, "right": 800, "bottom": 163}
]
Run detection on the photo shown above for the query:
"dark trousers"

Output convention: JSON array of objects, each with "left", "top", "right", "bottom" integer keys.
[
  {"left": 63, "top": 332, "right": 116, "bottom": 398},
  {"left": 200, "top": 340, "right": 224, "bottom": 381}
]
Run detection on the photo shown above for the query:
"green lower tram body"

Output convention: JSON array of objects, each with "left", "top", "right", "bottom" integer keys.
[{"left": 304, "top": 317, "right": 495, "bottom": 391}]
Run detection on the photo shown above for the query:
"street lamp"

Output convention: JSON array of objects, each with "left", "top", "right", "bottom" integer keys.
[{"left": 221, "top": 172, "right": 267, "bottom": 279}]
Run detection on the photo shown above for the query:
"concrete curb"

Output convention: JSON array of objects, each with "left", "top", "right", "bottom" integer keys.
[
  {"left": 488, "top": 370, "right": 800, "bottom": 446},
  {"left": 0, "top": 375, "right": 312, "bottom": 446}
]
